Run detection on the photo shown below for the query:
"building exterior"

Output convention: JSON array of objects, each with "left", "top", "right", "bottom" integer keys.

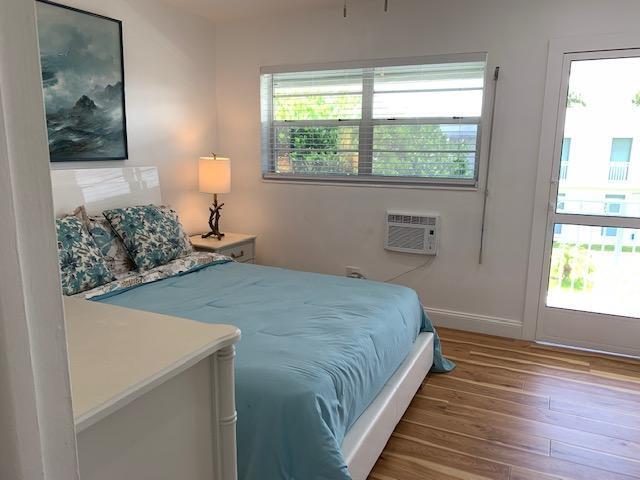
[{"left": 555, "top": 105, "right": 640, "bottom": 248}]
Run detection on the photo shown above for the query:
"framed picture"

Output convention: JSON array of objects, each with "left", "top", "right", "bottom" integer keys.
[{"left": 36, "top": 0, "right": 128, "bottom": 162}]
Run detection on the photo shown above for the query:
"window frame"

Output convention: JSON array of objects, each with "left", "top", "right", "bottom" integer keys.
[
  {"left": 604, "top": 193, "right": 626, "bottom": 216},
  {"left": 260, "top": 53, "right": 489, "bottom": 188}
]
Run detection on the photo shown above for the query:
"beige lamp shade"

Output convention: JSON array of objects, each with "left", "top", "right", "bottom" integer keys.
[{"left": 199, "top": 156, "right": 231, "bottom": 194}]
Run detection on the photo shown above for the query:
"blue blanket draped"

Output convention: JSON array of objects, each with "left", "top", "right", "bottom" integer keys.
[{"left": 96, "top": 262, "right": 453, "bottom": 479}]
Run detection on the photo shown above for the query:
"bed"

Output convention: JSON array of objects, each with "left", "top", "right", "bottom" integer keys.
[{"left": 51, "top": 167, "right": 453, "bottom": 480}]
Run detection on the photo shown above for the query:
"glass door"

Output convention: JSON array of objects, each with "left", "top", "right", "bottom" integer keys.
[{"left": 537, "top": 50, "right": 640, "bottom": 356}]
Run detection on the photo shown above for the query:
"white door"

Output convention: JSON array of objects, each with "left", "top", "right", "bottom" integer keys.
[{"left": 537, "top": 49, "right": 640, "bottom": 356}]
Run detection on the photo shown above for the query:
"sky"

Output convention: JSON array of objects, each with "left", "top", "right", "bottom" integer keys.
[
  {"left": 36, "top": 2, "right": 123, "bottom": 113},
  {"left": 569, "top": 57, "right": 640, "bottom": 112}
]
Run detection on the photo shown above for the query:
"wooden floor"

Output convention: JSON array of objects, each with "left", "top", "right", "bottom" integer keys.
[{"left": 368, "top": 327, "right": 640, "bottom": 480}]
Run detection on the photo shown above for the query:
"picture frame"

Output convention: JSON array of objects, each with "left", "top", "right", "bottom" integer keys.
[{"left": 36, "top": 0, "right": 129, "bottom": 162}]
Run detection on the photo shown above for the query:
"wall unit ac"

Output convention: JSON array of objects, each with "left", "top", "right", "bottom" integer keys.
[{"left": 384, "top": 212, "right": 440, "bottom": 255}]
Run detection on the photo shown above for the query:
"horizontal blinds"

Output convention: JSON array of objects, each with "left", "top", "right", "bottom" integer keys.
[
  {"left": 273, "top": 125, "right": 359, "bottom": 175},
  {"left": 372, "top": 62, "right": 485, "bottom": 119},
  {"left": 261, "top": 57, "right": 486, "bottom": 183},
  {"left": 272, "top": 69, "right": 363, "bottom": 121}
]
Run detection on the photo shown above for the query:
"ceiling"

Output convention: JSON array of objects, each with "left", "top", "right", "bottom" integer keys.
[{"left": 158, "top": 0, "right": 343, "bottom": 23}]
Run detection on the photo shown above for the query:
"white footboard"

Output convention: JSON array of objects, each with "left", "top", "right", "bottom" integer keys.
[{"left": 342, "top": 332, "right": 435, "bottom": 480}]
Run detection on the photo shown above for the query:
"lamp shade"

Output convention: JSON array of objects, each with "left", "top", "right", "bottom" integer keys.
[{"left": 199, "top": 156, "right": 231, "bottom": 194}]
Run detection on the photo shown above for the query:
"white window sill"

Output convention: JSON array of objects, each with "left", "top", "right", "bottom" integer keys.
[{"left": 261, "top": 174, "right": 479, "bottom": 191}]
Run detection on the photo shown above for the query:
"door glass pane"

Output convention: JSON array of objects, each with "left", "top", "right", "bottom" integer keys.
[
  {"left": 559, "top": 139, "right": 571, "bottom": 180},
  {"left": 548, "top": 224, "right": 640, "bottom": 318},
  {"left": 557, "top": 57, "right": 640, "bottom": 218}
]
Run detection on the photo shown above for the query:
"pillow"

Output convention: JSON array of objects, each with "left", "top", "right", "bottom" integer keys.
[
  {"left": 87, "top": 215, "right": 136, "bottom": 277},
  {"left": 158, "top": 205, "right": 194, "bottom": 256},
  {"left": 103, "top": 204, "right": 193, "bottom": 271},
  {"left": 56, "top": 215, "right": 115, "bottom": 295},
  {"left": 70, "top": 205, "right": 135, "bottom": 277}
]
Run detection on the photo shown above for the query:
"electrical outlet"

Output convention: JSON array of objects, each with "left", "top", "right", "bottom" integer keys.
[{"left": 345, "top": 266, "right": 364, "bottom": 278}]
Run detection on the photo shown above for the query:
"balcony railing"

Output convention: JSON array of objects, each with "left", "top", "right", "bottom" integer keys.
[{"left": 608, "top": 162, "right": 629, "bottom": 181}]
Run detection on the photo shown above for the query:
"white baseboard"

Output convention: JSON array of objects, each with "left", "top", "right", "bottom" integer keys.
[{"left": 425, "top": 306, "right": 523, "bottom": 339}]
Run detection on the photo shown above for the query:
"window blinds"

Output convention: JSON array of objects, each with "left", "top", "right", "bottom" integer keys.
[{"left": 261, "top": 55, "right": 487, "bottom": 185}]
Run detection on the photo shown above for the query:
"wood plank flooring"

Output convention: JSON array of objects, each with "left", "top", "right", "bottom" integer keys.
[{"left": 368, "top": 327, "right": 640, "bottom": 480}]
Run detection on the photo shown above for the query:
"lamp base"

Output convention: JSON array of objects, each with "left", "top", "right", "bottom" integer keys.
[
  {"left": 202, "top": 230, "right": 225, "bottom": 241},
  {"left": 202, "top": 194, "right": 225, "bottom": 241}
]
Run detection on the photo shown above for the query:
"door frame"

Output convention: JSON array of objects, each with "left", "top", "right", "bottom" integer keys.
[
  {"left": 537, "top": 49, "right": 640, "bottom": 355},
  {"left": 0, "top": 0, "right": 80, "bottom": 478},
  {"left": 523, "top": 32, "right": 640, "bottom": 343}
]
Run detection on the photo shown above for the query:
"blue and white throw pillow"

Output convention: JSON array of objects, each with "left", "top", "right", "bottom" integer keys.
[
  {"left": 87, "top": 215, "right": 136, "bottom": 277},
  {"left": 56, "top": 216, "right": 115, "bottom": 295},
  {"left": 103, "top": 205, "right": 193, "bottom": 271}
]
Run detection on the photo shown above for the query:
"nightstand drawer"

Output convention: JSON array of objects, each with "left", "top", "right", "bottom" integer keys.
[
  {"left": 219, "top": 242, "right": 254, "bottom": 263},
  {"left": 189, "top": 233, "right": 256, "bottom": 263}
]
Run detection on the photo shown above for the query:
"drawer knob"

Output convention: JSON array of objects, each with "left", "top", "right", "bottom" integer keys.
[{"left": 230, "top": 250, "right": 244, "bottom": 259}]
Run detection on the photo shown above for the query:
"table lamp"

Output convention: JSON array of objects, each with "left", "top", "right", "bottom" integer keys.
[{"left": 199, "top": 154, "right": 231, "bottom": 240}]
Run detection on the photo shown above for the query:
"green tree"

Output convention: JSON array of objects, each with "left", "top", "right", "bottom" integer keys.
[
  {"left": 633, "top": 91, "right": 640, "bottom": 107},
  {"left": 274, "top": 94, "right": 475, "bottom": 178},
  {"left": 285, "top": 126, "right": 357, "bottom": 175},
  {"left": 550, "top": 244, "right": 594, "bottom": 291},
  {"left": 371, "top": 124, "right": 474, "bottom": 178},
  {"left": 567, "top": 91, "right": 587, "bottom": 107},
  {"left": 274, "top": 94, "right": 359, "bottom": 175}
]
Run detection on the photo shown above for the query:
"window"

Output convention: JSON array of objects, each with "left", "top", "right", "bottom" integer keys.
[
  {"left": 611, "top": 138, "right": 633, "bottom": 162},
  {"left": 554, "top": 223, "right": 563, "bottom": 235},
  {"left": 561, "top": 138, "right": 572, "bottom": 162},
  {"left": 604, "top": 194, "right": 625, "bottom": 216},
  {"left": 608, "top": 138, "right": 632, "bottom": 181},
  {"left": 260, "top": 55, "right": 487, "bottom": 186},
  {"left": 559, "top": 138, "right": 571, "bottom": 180}
]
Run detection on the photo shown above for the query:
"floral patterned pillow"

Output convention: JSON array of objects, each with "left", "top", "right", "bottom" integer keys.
[
  {"left": 157, "top": 205, "right": 193, "bottom": 256},
  {"left": 56, "top": 216, "right": 115, "bottom": 295},
  {"left": 87, "top": 216, "right": 136, "bottom": 277},
  {"left": 103, "top": 205, "right": 193, "bottom": 271}
]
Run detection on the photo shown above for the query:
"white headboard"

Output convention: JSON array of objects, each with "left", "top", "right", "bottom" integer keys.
[{"left": 50, "top": 167, "right": 162, "bottom": 217}]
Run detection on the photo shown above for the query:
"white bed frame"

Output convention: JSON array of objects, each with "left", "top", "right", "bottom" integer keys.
[
  {"left": 343, "top": 332, "right": 433, "bottom": 480},
  {"left": 50, "top": 166, "right": 435, "bottom": 480}
]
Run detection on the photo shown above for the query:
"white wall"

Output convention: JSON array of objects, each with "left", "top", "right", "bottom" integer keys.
[
  {"left": 49, "top": 0, "right": 218, "bottom": 233},
  {"left": 213, "top": 0, "right": 640, "bottom": 337}
]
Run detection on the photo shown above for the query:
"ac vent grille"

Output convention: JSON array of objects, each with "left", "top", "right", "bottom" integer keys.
[
  {"left": 388, "top": 225, "right": 425, "bottom": 251},
  {"left": 387, "top": 214, "right": 435, "bottom": 226}
]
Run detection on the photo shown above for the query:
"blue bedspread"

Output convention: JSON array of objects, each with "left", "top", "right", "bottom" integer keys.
[{"left": 96, "top": 261, "right": 452, "bottom": 479}]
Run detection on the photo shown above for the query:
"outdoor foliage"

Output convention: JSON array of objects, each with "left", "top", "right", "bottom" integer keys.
[
  {"left": 633, "top": 91, "right": 640, "bottom": 107},
  {"left": 371, "top": 124, "right": 473, "bottom": 178},
  {"left": 567, "top": 91, "right": 587, "bottom": 108},
  {"left": 274, "top": 94, "right": 474, "bottom": 178},
  {"left": 285, "top": 126, "right": 358, "bottom": 175},
  {"left": 549, "top": 244, "right": 595, "bottom": 291}
]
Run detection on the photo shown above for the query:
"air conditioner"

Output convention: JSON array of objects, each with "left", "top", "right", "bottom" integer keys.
[{"left": 384, "top": 212, "right": 440, "bottom": 255}]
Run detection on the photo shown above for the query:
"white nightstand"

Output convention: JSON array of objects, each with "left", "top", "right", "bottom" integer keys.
[{"left": 190, "top": 233, "right": 256, "bottom": 264}]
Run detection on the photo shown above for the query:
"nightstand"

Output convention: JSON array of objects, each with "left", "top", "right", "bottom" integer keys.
[{"left": 190, "top": 233, "right": 256, "bottom": 264}]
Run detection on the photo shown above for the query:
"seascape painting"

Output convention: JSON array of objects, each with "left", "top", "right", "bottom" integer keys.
[{"left": 36, "top": 1, "right": 128, "bottom": 161}]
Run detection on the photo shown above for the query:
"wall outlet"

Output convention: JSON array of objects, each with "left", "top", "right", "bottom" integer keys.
[{"left": 345, "top": 266, "right": 365, "bottom": 278}]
